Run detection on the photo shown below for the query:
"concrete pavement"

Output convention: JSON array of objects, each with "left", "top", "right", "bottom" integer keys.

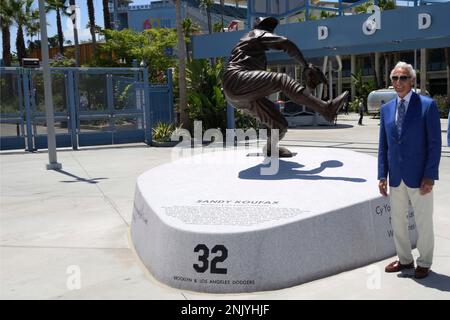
[{"left": 1, "top": 113, "right": 449, "bottom": 299}]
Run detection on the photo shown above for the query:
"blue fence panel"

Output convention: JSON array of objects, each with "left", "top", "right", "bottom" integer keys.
[
  {"left": 0, "top": 67, "right": 174, "bottom": 151},
  {"left": 111, "top": 73, "right": 145, "bottom": 145},
  {"left": 1, "top": 68, "right": 27, "bottom": 150},
  {"left": 29, "top": 69, "right": 73, "bottom": 150},
  {"left": 149, "top": 69, "right": 174, "bottom": 125}
]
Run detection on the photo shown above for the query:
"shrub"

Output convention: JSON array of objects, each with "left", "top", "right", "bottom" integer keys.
[
  {"left": 185, "top": 59, "right": 261, "bottom": 134},
  {"left": 152, "top": 122, "right": 181, "bottom": 142},
  {"left": 432, "top": 95, "right": 449, "bottom": 118},
  {"left": 49, "top": 53, "right": 76, "bottom": 67},
  {"left": 186, "top": 59, "right": 227, "bottom": 133}
]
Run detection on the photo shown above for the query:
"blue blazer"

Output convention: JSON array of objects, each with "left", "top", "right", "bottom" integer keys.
[{"left": 378, "top": 92, "right": 441, "bottom": 188}]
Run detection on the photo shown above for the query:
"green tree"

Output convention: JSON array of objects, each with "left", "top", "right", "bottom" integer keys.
[
  {"left": 136, "top": 29, "right": 177, "bottom": 81},
  {"left": 320, "top": 10, "right": 337, "bottom": 19},
  {"left": 185, "top": 58, "right": 259, "bottom": 133},
  {"left": 378, "top": 0, "right": 396, "bottom": 10},
  {"left": 98, "top": 29, "right": 138, "bottom": 65},
  {"left": 354, "top": 1, "right": 373, "bottom": 14},
  {"left": 186, "top": 59, "right": 226, "bottom": 132},
  {"left": 0, "top": 0, "right": 13, "bottom": 66},
  {"left": 354, "top": 0, "right": 395, "bottom": 13},
  {"left": 213, "top": 22, "right": 224, "bottom": 33},
  {"left": 98, "top": 28, "right": 177, "bottom": 82},
  {"left": 46, "top": 0, "right": 68, "bottom": 55},
  {"left": 47, "top": 34, "right": 60, "bottom": 48},
  {"left": 297, "top": 11, "right": 318, "bottom": 22}
]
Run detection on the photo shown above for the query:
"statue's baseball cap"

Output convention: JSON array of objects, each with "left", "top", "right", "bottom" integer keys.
[{"left": 253, "top": 16, "right": 279, "bottom": 32}]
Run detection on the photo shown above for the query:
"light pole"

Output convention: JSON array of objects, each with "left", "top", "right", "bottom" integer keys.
[
  {"left": 69, "top": 0, "right": 80, "bottom": 66},
  {"left": 38, "top": 0, "right": 62, "bottom": 170}
]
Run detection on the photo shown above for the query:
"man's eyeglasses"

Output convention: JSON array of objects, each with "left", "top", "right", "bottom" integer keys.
[{"left": 391, "top": 76, "right": 411, "bottom": 82}]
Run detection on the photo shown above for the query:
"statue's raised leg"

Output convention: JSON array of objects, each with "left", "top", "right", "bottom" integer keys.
[{"left": 224, "top": 71, "right": 348, "bottom": 123}]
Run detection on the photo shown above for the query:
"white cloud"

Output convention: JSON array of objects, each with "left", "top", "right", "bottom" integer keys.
[{"left": 63, "top": 6, "right": 92, "bottom": 43}]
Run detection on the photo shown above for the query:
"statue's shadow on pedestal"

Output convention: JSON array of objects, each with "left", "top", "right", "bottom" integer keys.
[{"left": 239, "top": 159, "right": 366, "bottom": 182}]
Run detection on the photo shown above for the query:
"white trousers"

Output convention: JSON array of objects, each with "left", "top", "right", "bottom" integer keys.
[{"left": 390, "top": 180, "right": 434, "bottom": 268}]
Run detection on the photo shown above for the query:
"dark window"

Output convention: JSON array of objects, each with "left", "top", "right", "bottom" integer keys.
[
  {"left": 342, "top": 59, "right": 351, "bottom": 77},
  {"left": 428, "top": 49, "right": 446, "bottom": 71},
  {"left": 362, "top": 56, "right": 373, "bottom": 76}
]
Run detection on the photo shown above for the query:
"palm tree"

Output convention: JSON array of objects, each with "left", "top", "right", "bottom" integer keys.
[
  {"left": 220, "top": 0, "right": 224, "bottom": 32},
  {"left": 182, "top": 17, "right": 200, "bottom": 62},
  {"left": 102, "top": 0, "right": 111, "bottom": 30},
  {"left": 175, "top": 0, "right": 189, "bottom": 131},
  {"left": 87, "top": 0, "right": 97, "bottom": 56},
  {"left": 25, "top": 12, "right": 40, "bottom": 48},
  {"left": 200, "top": 0, "right": 213, "bottom": 34},
  {"left": 46, "top": 0, "right": 68, "bottom": 55},
  {"left": 68, "top": 0, "right": 80, "bottom": 66},
  {"left": 0, "top": 0, "right": 13, "bottom": 66},
  {"left": 10, "top": 0, "right": 36, "bottom": 65}
]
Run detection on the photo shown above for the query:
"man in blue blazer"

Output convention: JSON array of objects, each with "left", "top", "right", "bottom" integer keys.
[{"left": 378, "top": 61, "right": 441, "bottom": 279}]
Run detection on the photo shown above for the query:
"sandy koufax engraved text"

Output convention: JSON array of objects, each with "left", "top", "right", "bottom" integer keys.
[{"left": 163, "top": 200, "right": 309, "bottom": 226}]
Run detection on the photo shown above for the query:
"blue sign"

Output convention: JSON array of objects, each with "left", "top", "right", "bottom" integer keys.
[{"left": 193, "top": 2, "right": 450, "bottom": 59}]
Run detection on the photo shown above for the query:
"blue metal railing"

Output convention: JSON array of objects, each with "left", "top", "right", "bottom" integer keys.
[{"left": 0, "top": 67, "right": 174, "bottom": 151}]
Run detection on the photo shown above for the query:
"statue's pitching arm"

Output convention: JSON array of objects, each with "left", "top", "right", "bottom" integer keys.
[
  {"left": 259, "top": 33, "right": 326, "bottom": 90},
  {"left": 259, "top": 33, "right": 308, "bottom": 68}
]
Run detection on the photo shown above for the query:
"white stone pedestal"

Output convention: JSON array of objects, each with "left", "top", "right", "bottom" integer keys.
[{"left": 131, "top": 147, "right": 417, "bottom": 293}]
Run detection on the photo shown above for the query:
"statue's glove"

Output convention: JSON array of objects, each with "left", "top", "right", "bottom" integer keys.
[{"left": 303, "top": 63, "right": 327, "bottom": 90}]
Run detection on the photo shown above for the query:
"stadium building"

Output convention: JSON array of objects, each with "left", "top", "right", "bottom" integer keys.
[{"left": 109, "top": 1, "right": 449, "bottom": 99}]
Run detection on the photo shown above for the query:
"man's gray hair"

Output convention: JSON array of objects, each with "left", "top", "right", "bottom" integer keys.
[{"left": 390, "top": 61, "right": 416, "bottom": 80}]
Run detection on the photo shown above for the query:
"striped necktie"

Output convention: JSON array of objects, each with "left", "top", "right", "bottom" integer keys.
[{"left": 396, "top": 99, "right": 406, "bottom": 136}]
